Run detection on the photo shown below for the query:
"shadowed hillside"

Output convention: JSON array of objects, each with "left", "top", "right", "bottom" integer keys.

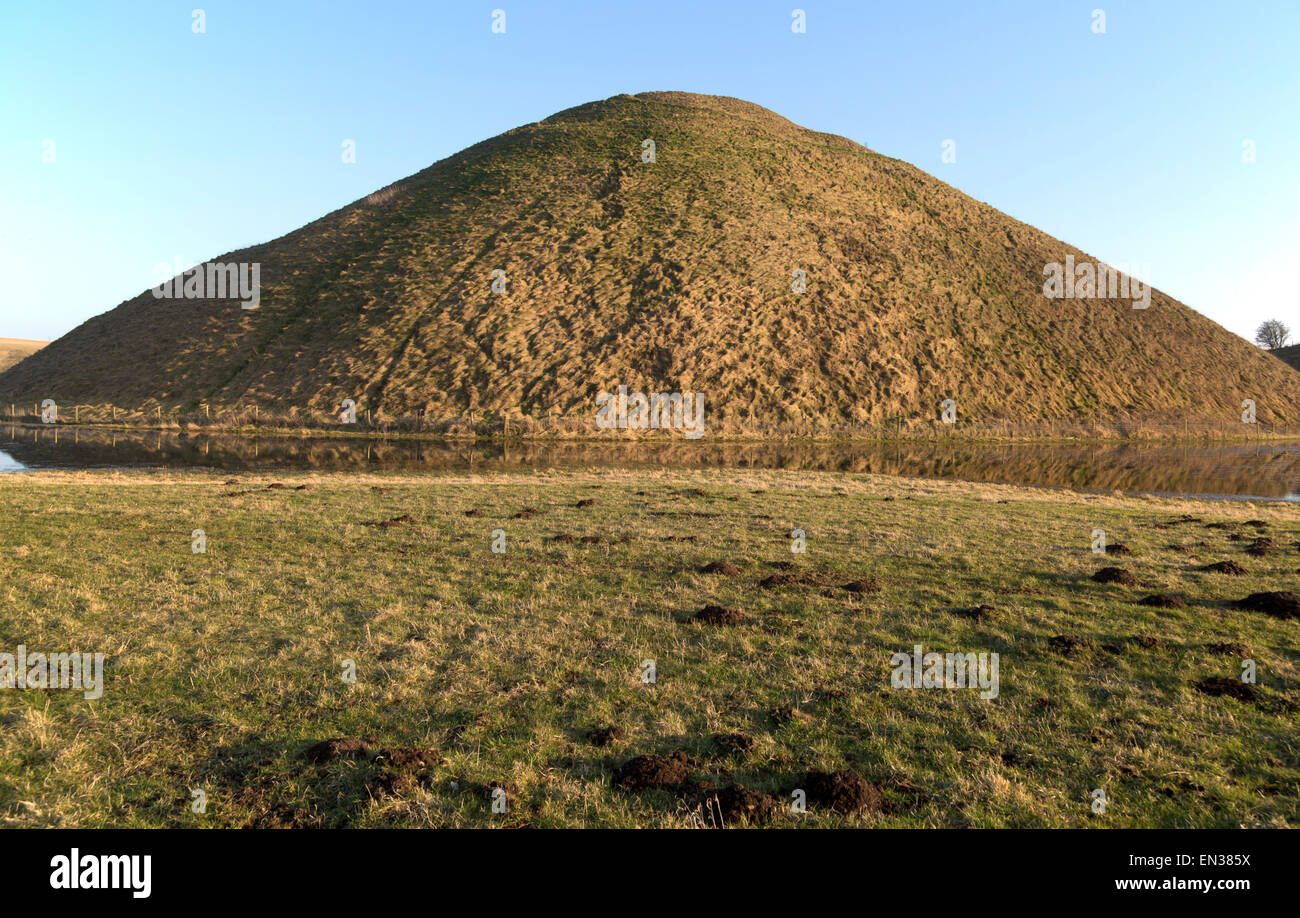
[
  {"left": 1271, "top": 344, "right": 1300, "bottom": 373},
  {"left": 5, "top": 91, "right": 1298, "bottom": 435}
]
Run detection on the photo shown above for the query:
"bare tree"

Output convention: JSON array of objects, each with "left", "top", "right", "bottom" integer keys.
[{"left": 1254, "top": 319, "right": 1290, "bottom": 350}]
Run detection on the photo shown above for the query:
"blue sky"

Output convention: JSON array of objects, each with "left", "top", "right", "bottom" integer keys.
[{"left": 1, "top": 0, "right": 1296, "bottom": 343}]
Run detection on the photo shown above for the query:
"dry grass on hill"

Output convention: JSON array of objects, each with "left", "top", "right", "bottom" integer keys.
[{"left": 4, "top": 92, "right": 1298, "bottom": 435}]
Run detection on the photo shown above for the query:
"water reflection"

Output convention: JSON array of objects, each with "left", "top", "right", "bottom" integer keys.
[{"left": 2, "top": 425, "right": 1298, "bottom": 501}]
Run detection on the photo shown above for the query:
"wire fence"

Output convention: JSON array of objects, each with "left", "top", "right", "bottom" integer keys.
[{"left": 4, "top": 401, "right": 1293, "bottom": 440}]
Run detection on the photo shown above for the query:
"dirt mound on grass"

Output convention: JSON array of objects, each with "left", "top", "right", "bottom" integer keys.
[
  {"left": 1048, "top": 634, "right": 1094, "bottom": 654},
  {"left": 1093, "top": 567, "right": 1137, "bottom": 585},
  {"left": 301, "top": 737, "right": 377, "bottom": 762},
  {"left": 712, "top": 732, "right": 756, "bottom": 753},
  {"left": 1245, "top": 538, "right": 1273, "bottom": 557},
  {"left": 1193, "top": 677, "right": 1258, "bottom": 703},
  {"left": 702, "top": 785, "right": 783, "bottom": 826},
  {"left": 1205, "top": 641, "right": 1250, "bottom": 655},
  {"left": 589, "top": 726, "right": 624, "bottom": 747},
  {"left": 1137, "top": 593, "right": 1186, "bottom": 608},
  {"left": 954, "top": 604, "right": 998, "bottom": 621},
  {"left": 690, "top": 604, "right": 747, "bottom": 625},
  {"left": 614, "top": 752, "right": 692, "bottom": 789},
  {"left": 804, "top": 769, "right": 884, "bottom": 814},
  {"left": 1128, "top": 634, "right": 1166, "bottom": 649},
  {"left": 1201, "top": 561, "right": 1247, "bottom": 575},
  {"left": 760, "top": 570, "right": 824, "bottom": 588},
  {"left": 700, "top": 561, "right": 742, "bottom": 576},
  {"left": 1234, "top": 591, "right": 1300, "bottom": 620}
]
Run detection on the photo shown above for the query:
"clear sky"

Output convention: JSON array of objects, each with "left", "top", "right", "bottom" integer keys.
[{"left": 2, "top": 0, "right": 1296, "bottom": 344}]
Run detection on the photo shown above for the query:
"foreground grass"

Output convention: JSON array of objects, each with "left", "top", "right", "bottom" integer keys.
[{"left": 0, "top": 468, "right": 1295, "bottom": 828}]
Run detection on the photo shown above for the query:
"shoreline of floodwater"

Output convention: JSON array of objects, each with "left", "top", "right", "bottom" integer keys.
[
  {"left": 6, "top": 421, "right": 1300, "bottom": 445},
  {"left": 3, "top": 427, "right": 1297, "bottom": 501}
]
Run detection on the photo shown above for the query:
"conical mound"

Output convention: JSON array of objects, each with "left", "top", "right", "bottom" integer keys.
[{"left": 5, "top": 91, "right": 1297, "bottom": 435}]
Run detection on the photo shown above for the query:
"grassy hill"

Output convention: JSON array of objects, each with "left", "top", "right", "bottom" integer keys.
[
  {"left": 0, "top": 338, "right": 47, "bottom": 373},
  {"left": 4, "top": 91, "right": 1298, "bottom": 435}
]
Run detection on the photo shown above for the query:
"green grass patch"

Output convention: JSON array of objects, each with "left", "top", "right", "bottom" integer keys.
[{"left": 0, "top": 469, "right": 1295, "bottom": 827}]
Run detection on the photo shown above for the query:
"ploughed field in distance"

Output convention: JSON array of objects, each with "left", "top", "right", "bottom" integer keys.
[{"left": 1, "top": 467, "right": 1295, "bottom": 828}]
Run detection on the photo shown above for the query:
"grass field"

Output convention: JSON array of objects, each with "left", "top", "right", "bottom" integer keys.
[
  {"left": 0, "top": 339, "right": 46, "bottom": 374},
  {"left": 0, "top": 468, "right": 1296, "bottom": 828}
]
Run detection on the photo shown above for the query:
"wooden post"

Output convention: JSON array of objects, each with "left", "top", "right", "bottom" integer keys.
[{"left": 75, "top": 405, "right": 79, "bottom": 423}]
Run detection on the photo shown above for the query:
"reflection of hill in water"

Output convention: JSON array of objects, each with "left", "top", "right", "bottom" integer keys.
[{"left": 4, "top": 426, "right": 1298, "bottom": 499}]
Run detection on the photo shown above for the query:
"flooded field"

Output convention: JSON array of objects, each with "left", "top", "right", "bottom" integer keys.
[{"left": 2, "top": 425, "right": 1297, "bottom": 501}]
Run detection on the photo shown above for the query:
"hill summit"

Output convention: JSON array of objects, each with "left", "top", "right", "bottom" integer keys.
[{"left": 5, "top": 91, "right": 1297, "bottom": 434}]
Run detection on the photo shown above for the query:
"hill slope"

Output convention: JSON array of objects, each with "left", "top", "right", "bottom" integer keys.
[
  {"left": 1271, "top": 344, "right": 1300, "bottom": 373},
  {"left": 4, "top": 91, "right": 1298, "bottom": 434},
  {"left": 0, "top": 338, "right": 48, "bottom": 373}
]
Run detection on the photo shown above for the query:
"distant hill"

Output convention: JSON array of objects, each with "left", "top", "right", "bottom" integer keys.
[
  {"left": 3, "top": 91, "right": 1299, "bottom": 434},
  {"left": 1271, "top": 344, "right": 1300, "bottom": 373},
  {"left": 0, "top": 338, "right": 48, "bottom": 373}
]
